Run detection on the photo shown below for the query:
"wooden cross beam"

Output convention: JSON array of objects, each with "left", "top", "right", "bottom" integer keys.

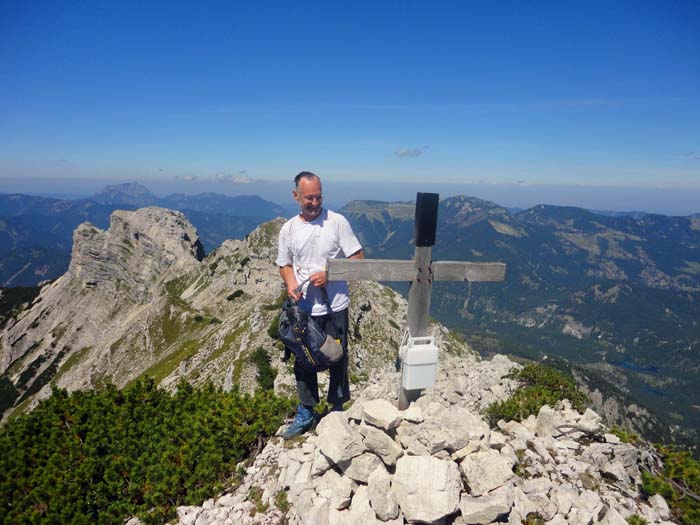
[{"left": 327, "top": 192, "right": 506, "bottom": 408}]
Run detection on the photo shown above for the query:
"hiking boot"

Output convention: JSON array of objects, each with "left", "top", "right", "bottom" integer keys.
[{"left": 282, "top": 404, "right": 315, "bottom": 440}]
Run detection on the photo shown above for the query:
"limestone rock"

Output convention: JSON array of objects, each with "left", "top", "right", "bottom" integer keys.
[
  {"left": 599, "top": 506, "right": 628, "bottom": 525},
  {"left": 535, "top": 405, "right": 556, "bottom": 437},
  {"left": 316, "top": 468, "right": 353, "bottom": 510},
  {"left": 459, "top": 484, "right": 513, "bottom": 524},
  {"left": 316, "top": 412, "right": 366, "bottom": 465},
  {"left": 600, "top": 461, "right": 631, "bottom": 485},
  {"left": 578, "top": 408, "right": 602, "bottom": 433},
  {"left": 546, "top": 515, "right": 568, "bottom": 525},
  {"left": 362, "top": 399, "right": 401, "bottom": 431},
  {"left": 649, "top": 494, "right": 671, "bottom": 520},
  {"left": 550, "top": 485, "right": 577, "bottom": 516},
  {"left": 311, "top": 447, "right": 334, "bottom": 478},
  {"left": 392, "top": 455, "right": 461, "bottom": 524},
  {"left": 329, "top": 486, "right": 403, "bottom": 525},
  {"left": 402, "top": 404, "right": 424, "bottom": 423},
  {"left": 368, "top": 465, "right": 400, "bottom": 521},
  {"left": 340, "top": 452, "right": 383, "bottom": 483},
  {"left": 360, "top": 423, "right": 403, "bottom": 466},
  {"left": 460, "top": 449, "right": 515, "bottom": 496}
]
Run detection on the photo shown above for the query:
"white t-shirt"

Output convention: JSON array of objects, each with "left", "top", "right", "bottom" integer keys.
[{"left": 276, "top": 209, "right": 362, "bottom": 316}]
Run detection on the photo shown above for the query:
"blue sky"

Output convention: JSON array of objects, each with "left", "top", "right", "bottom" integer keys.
[{"left": 1, "top": 1, "right": 699, "bottom": 212}]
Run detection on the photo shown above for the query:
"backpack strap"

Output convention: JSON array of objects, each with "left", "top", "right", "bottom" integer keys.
[{"left": 319, "top": 286, "right": 340, "bottom": 337}]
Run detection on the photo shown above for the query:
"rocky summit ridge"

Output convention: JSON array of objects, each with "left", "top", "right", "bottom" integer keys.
[
  {"left": 0, "top": 206, "right": 677, "bottom": 524},
  {"left": 167, "top": 350, "right": 673, "bottom": 525}
]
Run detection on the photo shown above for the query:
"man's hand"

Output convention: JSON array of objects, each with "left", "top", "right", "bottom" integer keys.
[
  {"left": 280, "top": 265, "right": 301, "bottom": 301},
  {"left": 309, "top": 270, "right": 328, "bottom": 288},
  {"left": 287, "top": 283, "right": 302, "bottom": 301}
]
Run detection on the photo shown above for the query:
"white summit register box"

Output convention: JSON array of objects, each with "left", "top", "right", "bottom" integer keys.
[{"left": 400, "top": 335, "right": 439, "bottom": 390}]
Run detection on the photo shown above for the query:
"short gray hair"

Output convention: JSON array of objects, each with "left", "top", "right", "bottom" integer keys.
[{"left": 294, "top": 171, "right": 320, "bottom": 188}]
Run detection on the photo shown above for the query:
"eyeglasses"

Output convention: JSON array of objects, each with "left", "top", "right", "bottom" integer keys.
[{"left": 302, "top": 194, "right": 323, "bottom": 204}]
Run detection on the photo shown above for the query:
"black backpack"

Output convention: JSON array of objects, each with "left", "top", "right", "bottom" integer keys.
[{"left": 278, "top": 297, "right": 343, "bottom": 373}]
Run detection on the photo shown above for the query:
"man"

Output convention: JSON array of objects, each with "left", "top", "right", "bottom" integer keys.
[{"left": 276, "top": 171, "right": 364, "bottom": 440}]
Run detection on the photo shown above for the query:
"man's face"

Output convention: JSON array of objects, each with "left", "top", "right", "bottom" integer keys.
[{"left": 293, "top": 177, "right": 323, "bottom": 221}]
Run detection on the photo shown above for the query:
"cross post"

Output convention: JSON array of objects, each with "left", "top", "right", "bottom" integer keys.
[{"left": 327, "top": 192, "right": 506, "bottom": 409}]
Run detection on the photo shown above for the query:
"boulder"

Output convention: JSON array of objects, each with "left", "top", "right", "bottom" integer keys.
[
  {"left": 600, "top": 461, "right": 631, "bottom": 485},
  {"left": 362, "top": 399, "right": 401, "bottom": 431},
  {"left": 489, "top": 431, "right": 507, "bottom": 450},
  {"left": 368, "top": 465, "right": 400, "bottom": 521},
  {"left": 649, "top": 494, "right": 671, "bottom": 521},
  {"left": 578, "top": 409, "right": 602, "bottom": 433},
  {"left": 328, "top": 486, "right": 403, "bottom": 525},
  {"left": 392, "top": 456, "right": 461, "bottom": 524},
  {"left": 550, "top": 485, "right": 577, "bottom": 516},
  {"left": 341, "top": 452, "right": 384, "bottom": 483},
  {"left": 360, "top": 423, "right": 403, "bottom": 466},
  {"left": 535, "top": 405, "right": 557, "bottom": 437},
  {"left": 574, "top": 489, "right": 603, "bottom": 516},
  {"left": 311, "top": 447, "right": 334, "bottom": 478},
  {"left": 316, "top": 412, "right": 366, "bottom": 465},
  {"left": 316, "top": 468, "right": 353, "bottom": 510},
  {"left": 459, "top": 484, "right": 513, "bottom": 524},
  {"left": 395, "top": 421, "right": 432, "bottom": 456},
  {"left": 599, "top": 506, "right": 628, "bottom": 525},
  {"left": 402, "top": 404, "right": 424, "bottom": 423},
  {"left": 460, "top": 449, "right": 515, "bottom": 496}
]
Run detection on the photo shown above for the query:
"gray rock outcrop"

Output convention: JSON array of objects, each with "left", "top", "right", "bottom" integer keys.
[{"left": 165, "top": 350, "right": 674, "bottom": 525}]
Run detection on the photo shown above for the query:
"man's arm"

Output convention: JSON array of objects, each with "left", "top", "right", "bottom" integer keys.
[
  {"left": 279, "top": 265, "right": 301, "bottom": 301},
  {"left": 348, "top": 249, "right": 364, "bottom": 260}
]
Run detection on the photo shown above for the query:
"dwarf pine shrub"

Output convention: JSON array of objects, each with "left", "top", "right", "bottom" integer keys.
[
  {"left": 642, "top": 445, "right": 700, "bottom": 524},
  {"left": 0, "top": 378, "right": 294, "bottom": 524},
  {"left": 485, "top": 363, "right": 587, "bottom": 427}
]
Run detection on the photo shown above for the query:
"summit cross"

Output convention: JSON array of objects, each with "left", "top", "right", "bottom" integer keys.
[{"left": 326, "top": 192, "right": 506, "bottom": 409}]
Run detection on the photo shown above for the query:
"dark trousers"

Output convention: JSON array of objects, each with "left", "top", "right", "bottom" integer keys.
[{"left": 294, "top": 308, "right": 350, "bottom": 408}]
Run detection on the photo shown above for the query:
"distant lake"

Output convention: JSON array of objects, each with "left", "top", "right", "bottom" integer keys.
[
  {"left": 611, "top": 359, "right": 660, "bottom": 375},
  {"left": 642, "top": 385, "right": 667, "bottom": 397}
]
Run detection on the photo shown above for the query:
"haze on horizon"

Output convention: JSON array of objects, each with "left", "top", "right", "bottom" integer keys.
[{"left": 1, "top": 2, "right": 699, "bottom": 215}]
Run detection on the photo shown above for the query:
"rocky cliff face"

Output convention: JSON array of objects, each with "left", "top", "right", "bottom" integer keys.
[
  {"left": 171, "top": 353, "right": 673, "bottom": 525},
  {"left": 68, "top": 207, "right": 205, "bottom": 299},
  {"left": 0, "top": 209, "right": 426, "bottom": 421},
  {"left": 0, "top": 207, "right": 206, "bottom": 416}
]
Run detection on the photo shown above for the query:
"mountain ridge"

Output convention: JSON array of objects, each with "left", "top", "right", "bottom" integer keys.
[
  {"left": 341, "top": 196, "right": 700, "bottom": 449},
  {"left": 0, "top": 186, "right": 286, "bottom": 285},
  {"left": 0, "top": 205, "right": 690, "bottom": 524}
]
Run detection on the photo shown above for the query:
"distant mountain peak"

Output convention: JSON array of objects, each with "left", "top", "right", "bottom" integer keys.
[{"left": 90, "top": 182, "right": 158, "bottom": 207}]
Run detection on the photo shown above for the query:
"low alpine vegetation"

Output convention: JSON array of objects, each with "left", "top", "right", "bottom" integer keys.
[
  {"left": 485, "top": 363, "right": 587, "bottom": 426},
  {"left": 250, "top": 346, "right": 277, "bottom": 391},
  {"left": 641, "top": 445, "right": 700, "bottom": 524},
  {"left": 0, "top": 378, "right": 294, "bottom": 524}
]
